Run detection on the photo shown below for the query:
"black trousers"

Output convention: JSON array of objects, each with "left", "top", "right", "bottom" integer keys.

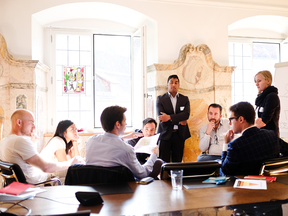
[{"left": 158, "top": 131, "right": 184, "bottom": 163}]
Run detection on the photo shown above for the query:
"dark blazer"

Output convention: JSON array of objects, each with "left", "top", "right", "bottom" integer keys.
[
  {"left": 257, "top": 92, "right": 280, "bottom": 136},
  {"left": 156, "top": 92, "right": 191, "bottom": 141},
  {"left": 221, "top": 127, "right": 288, "bottom": 176}
]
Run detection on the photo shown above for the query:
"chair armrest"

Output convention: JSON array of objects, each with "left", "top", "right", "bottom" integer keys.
[
  {"left": 259, "top": 156, "right": 288, "bottom": 175},
  {"left": 33, "top": 177, "right": 61, "bottom": 187},
  {"left": 160, "top": 161, "right": 221, "bottom": 180}
]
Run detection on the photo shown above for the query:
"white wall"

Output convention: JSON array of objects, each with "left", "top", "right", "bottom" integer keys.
[
  {"left": 1, "top": 0, "right": 288, "bottom": 66},
  {"left": 31, "top": 17, "right": 44, "bottom": 61}
]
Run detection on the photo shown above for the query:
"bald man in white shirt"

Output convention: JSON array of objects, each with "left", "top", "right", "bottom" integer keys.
[{"left": 0, "top": 109, "right": 84, "bottom": 184}]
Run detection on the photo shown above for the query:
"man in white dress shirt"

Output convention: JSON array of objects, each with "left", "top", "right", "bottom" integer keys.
[
  {"left": 156, "top": 74, "right": 191, "bottom": 162},
  {"left": 197, "top": 103, "right": 230, "bottom": 161},
  {"left": 85, "top": 105, "right": 163, "bottom": 180}
]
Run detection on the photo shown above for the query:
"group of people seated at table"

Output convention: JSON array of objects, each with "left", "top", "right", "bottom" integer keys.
[
  {"left": 0, "top": 100, "right": 287, "bottom": 185},
  {"left": 0, "top": 106, "right": 164, "bottom": 184},
  {"left": 0, "top": 70, "right": 286, "bottom": 184}
]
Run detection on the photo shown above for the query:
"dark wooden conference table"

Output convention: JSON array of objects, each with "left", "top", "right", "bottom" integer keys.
[{"left": 4, "top": 179, "right": 288, "bottom": 215}]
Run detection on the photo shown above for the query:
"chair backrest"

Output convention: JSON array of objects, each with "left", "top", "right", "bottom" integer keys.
[
  {"left": 160, "top": 161, "right": 221, "bottom": 180},
  {"left": 0, "top": 160, "right": 27, "bottom": 186},
  {"left": 259, "top": 156, "right": 288, "bottom": 176},
  {"left": 65, "top": 164, "right": 135, "bottom": 185}
]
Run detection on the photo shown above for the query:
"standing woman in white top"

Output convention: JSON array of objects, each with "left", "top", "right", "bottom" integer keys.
[{"left": 40, "top": 120, "right": 81, "bottom": 163}]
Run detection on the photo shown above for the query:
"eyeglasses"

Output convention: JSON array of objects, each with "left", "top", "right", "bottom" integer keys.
[{"left": 228, "top": 116, "right": 239, "bottom": 123}]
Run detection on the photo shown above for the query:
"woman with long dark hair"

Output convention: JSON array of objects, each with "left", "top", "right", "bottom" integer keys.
[{"left": 40, "top": 120, "right": 81, "bottom": 162}]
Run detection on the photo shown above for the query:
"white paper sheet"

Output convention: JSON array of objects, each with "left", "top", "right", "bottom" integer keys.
[
  {"left": 233, "top": 179, "right": 267, "bottom": 190},
  {"left": 134, "top": 133, "right": 160, "bottom": 156}
]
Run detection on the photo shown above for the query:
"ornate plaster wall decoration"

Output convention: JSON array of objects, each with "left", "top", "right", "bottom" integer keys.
[
  {"left": 0, "top": 63, "right": 3, "bottom": 77},
  {"left": 182, "top": 56, "right": 209, "bottom": 85},
  {"left": 0, "top": 106, "right": 4, "bottom": 141},
  {"left": 16, "top": 94, "right": 28, "bottom": 109},
  {"left": 0, "top": 34, "right": 50, "bottom": 146}
]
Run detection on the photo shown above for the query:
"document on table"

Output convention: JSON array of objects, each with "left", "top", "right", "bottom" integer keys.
[
  {"left": 0, "top": 187, "right": 46, "bottom": 201},
  {"left": 233, "top": 179, "right": 267, "bottom": 190},
  {"left": 134, "top": 133, "right": 160, "bottom": 156},
  {"left": 0, "top": 182, "right": 33, "bottom": 195}
]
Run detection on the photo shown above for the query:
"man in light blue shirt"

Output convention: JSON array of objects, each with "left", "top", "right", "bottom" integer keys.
[{"left": 85, "top": 105, "right": 163, "bottom": 179}]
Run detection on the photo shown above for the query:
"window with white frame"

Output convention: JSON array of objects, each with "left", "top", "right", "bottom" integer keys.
[
  {"left": 93, "top": 34, "right": 132, "bottom": 128},
  {"left": 229, "top": 41, "right": 280, "bottom": 106},
  {"left": 55, "top": 34, "right": 93, "bottom": 129},
  {"left": 54, "top": 32, "right": 141, "bottom": 129}
]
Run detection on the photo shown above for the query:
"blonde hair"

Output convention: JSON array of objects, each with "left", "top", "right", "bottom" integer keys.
[{"left": 254, "top": 70, "right": 272, "bottom": 92}]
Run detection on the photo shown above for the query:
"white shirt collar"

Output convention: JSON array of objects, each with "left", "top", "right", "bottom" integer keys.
[
  {"left": 168, "top": 92, "right": 179, "bottom": 98},
  {"left": 241, "top": 125, "right": 256, "bottom": 134}
]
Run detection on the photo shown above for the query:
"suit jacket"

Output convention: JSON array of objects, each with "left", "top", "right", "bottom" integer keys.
[
  {"left": 156, "top": 92, "right": 191, "bottom": 141},
  {"left": 221, "top": 126, "right": 288, "bottom": 176}
]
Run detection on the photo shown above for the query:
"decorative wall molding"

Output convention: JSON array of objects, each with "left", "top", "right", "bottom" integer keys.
[
  {"left": 0, "top": 84, "right": 48, "bottom": 92},
  {"left": 148, "top": 44, "right": 235, "bottom": 73},
  {"left": 148, "top": 85, "right": 232, "bottom": 94},
  {"left": 0, "top": 35, "right": 38, "bottom": 68},
  {"left": 16, "top": 94, "right": 28, "bottom": 109},
  {"left": 0, "top": 34, "right": 50, "bottom": 150}
]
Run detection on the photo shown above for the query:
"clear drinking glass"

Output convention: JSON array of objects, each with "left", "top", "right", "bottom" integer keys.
[{"left": 170, "top": 170, "right": 183, "bottom": 190}]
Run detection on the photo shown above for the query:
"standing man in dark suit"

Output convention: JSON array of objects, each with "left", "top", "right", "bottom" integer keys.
[
  {"left": 156, "top": 74, "right": 191, "bottom": 162},
  {"left": 222, "top": 101, "right": 288, "bottom": 176}
]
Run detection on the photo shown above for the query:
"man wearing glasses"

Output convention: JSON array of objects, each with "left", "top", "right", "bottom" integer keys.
[
  {"left": 197, "top": 103, "right": 230, "bottom": 161},
  {"left": 221, "top": 101, "right": 288, "bottom": 176}
]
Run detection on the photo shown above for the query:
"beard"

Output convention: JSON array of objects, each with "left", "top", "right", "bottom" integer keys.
[
  {"left": 20, "top": 128, "right": 31, "bottom": 136},
  {"left": 20, "top": 124, "right": 32, "bottom": 137},
  {"left": 209, "top": 118, "right": 220, "bottom": 125}
]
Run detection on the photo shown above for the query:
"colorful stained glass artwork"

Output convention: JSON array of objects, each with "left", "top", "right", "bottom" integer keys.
[{"left": 63, "top": 66, "right": 85, "bottom": 93}]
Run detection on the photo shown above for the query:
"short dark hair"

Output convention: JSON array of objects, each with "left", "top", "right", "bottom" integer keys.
[
  {"left": 208, "top": 103, "right": 222, "bottom": 114},
  {"left": 167, "top": 74, "right": 179, "bottom": 83},
  {"left": 101, "top": 105, "right": 127, "bottom": 132},
  {"left": 142, "top": 118, "right": 157, "bottom": 128},
  {"left": 229, "top": 102, "right": 255, "bottom": 125}
]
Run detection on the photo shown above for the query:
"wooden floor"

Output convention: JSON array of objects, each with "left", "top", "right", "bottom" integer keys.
[{"left": 4, "top": 179, "right": 288, "bottom": 215}]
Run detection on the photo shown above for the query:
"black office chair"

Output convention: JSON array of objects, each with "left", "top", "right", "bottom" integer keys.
[
  {"left": 0, "top": 160, "right": 61, "bottom": 187},
  {"left": 259, "top": 156, "right": 288, "bottom": 176},
  {"left": 160, "top": 161, "right": 221, "bottom": 180},
  {"left": 65, "top": 164, "right": 135, "bottom": 185}
]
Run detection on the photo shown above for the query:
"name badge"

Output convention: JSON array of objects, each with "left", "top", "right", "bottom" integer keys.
[
  {"left": 180, "top": 106, "right": 185, "bottom": 111},
  {"left": 259, "top": 107, "right": 264, "bottom": 112}
]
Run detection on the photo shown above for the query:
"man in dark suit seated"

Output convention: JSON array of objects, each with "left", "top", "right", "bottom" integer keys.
[
  {"left": 127, "top": 118, "right": 158, "bottom": 164},
  {"left": 222, "top": 101, "right": 288, "bottom": 176}
]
